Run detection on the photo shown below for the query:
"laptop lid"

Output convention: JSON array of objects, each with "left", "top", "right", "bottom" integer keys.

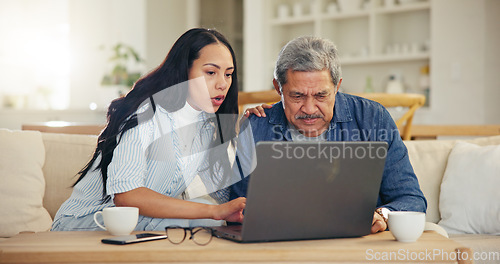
[{"left": 214, "top": 141, "right": 387, "bottom": 243}]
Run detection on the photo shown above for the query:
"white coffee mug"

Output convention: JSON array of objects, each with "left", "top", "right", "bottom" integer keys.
[
  {"left": 388, "top": 211, "right": 425, "bottom": 242},
  {"left": 94, "top": 207, "right": 139, "bottom": 236}
]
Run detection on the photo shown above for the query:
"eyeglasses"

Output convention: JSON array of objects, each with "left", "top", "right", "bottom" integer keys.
[{"left": 164, "top": 226, "right": 214, "bottom": 246}]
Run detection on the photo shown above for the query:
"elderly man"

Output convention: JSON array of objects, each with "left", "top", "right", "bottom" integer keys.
[{"left": 231, "top": 36, "right": 427, "bottom": 233}]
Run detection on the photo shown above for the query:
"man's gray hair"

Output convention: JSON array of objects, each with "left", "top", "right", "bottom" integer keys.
[{"left": 274, "top": 36, "right": 342, "bottom": 89}]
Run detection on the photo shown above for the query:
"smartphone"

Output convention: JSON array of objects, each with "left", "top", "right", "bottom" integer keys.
[{"left": 101, "top": 233, "right": 167, "bottom": 245}]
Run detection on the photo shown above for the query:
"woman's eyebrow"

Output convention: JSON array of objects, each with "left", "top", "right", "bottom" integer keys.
[
  {"left": 203, "top": 63, "right": 220, "bottom": 69},
  {"left": 203, "top": 63, "right": 234, "bottom": 70}
]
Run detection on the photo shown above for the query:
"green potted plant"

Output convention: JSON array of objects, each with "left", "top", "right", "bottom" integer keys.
[{"left": 101, "top": 43, "right": 144, "bottom": 95}]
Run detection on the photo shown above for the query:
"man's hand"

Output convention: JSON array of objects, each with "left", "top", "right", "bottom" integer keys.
[
  {"left": 371, "top": 211, "right": 387, "bottom": 233},
  {"left": 244, "top": 104, "right": 272, "bottom": 117}
]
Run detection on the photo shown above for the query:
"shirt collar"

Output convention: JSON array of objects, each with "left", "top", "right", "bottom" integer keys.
[
  {"left": 161, "top": 103, "right": 211, "bottom": 122},
  {"left": 332, "top": 92, "right": 353, "bottom": 123},
  {"left": 268, "top": 101, "right": 287, "bottom": 125}
]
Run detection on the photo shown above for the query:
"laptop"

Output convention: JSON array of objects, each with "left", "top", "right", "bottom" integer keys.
[{"left": 212, "top": 141, "right": 388, "bottom": 243}]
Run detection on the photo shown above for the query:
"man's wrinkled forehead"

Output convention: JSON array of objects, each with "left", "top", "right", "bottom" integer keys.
[{"left": 283, "top": 69, "right": 334, "bottom": 88}]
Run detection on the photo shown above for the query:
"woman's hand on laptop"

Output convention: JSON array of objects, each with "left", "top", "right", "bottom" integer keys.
[
  {"left": 212, "top": 197, "right": 246, "bottom": 223},
  {"left": 371, "top": 211, "right": 388, "bottom": 233}
]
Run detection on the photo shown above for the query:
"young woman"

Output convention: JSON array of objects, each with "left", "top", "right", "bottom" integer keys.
[{"left": 52, "top": 28, "right": 248, "bottom": 231}]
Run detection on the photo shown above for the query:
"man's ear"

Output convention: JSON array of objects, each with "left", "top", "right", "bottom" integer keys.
[
  {"left": 273, "top": 79, "right": 281, "bottom": 95},
  {"left": 336, "top": 78, "right": 342, "bottom": 93}
]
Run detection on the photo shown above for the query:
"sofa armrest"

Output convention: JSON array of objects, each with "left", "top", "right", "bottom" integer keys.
[{"left": 41, "top": 133, "right": 97, "bottom": 219}]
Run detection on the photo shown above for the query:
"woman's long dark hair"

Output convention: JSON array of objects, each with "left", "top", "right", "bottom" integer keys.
[{"left": 74, "top": 28, "right": 239, "bottom": 201}]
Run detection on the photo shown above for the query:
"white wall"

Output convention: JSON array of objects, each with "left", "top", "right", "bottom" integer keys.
[
  {"left": 243, "top": 0, "right": 267, "bottom": 92},
  {"left": 414, "top": 0, "right": 500, "bottom": 125},
  {"left": 69, "top": 0, "right": 193, "bottom": 110},
  {"left": 483, "top": 0, "right": 500, "bottom": 124},
  {"left": 144, "top": 0, "right": 190, "bottom": 71},
  {"left": 0, "top": 0, "right": 70, "bottom": 109},
  {"left": 68, "top": 0, "right": 146, "bottom": 110}
]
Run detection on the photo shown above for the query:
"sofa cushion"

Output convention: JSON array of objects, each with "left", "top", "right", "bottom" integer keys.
[
  {"left": 404, "top": 139, "right": 455, "bottom": 223},
  {"left": 439, "top": 141, "right": 500, "bottom": 235},
  {"left": 41, "top": 133, "right": 97, "bottom": 219},
  {"left": 404, "top": 135, "right": 500, "bottom": 224},
  {"left": 0, "top": 129, "right": 52, "bottom": 237},
  {"left": 467, "top": 135, "right": 500, "bottom": 146}
]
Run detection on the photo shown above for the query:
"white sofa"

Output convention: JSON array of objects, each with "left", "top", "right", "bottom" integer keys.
[{"left": 0, "top": 129, "right": 499, "bottom": 262}]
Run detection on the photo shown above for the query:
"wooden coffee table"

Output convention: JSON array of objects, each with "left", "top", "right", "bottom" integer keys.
[{"left": 0, "top": 231, "right": 471, "bottom": 263}]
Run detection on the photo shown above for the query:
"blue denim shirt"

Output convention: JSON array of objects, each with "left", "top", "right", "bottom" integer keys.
[{"left": 231, "top": 92, "right": 427, "bottom": 212}]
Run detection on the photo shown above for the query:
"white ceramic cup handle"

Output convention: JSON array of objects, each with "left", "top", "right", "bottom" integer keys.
[{"left": 93, "top": 211, "right": 107, "bottom": 230}]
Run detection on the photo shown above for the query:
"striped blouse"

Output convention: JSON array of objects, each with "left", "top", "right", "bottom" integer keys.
[{"left": 53, "top": 102, "right": 251, "bottom": 221}]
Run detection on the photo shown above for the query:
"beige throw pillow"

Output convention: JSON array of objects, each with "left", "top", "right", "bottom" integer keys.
[
  {"left": 439, "top": 141, "right": 500, "bottom": 235},
  {"left": 0, "top": 129, "right": 52, "bottom": 237}
]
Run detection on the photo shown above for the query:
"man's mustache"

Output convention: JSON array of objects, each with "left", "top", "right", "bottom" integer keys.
[{"left": 295, "top": 114, "right": 323, "bottom": 119}]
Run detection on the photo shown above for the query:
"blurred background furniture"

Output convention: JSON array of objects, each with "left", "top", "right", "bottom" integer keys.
[
  {"left": 238, "top": 90, "right": 280, "bottom": 113},
  {"left": 412, "top": 125, "right": 500, "bottom": 140},
  {"left": 353, "top": 93, "right": 426, "bottom": 140},
  {"left": 22, "top": 122, "right": 104, "bottom": 135}
]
